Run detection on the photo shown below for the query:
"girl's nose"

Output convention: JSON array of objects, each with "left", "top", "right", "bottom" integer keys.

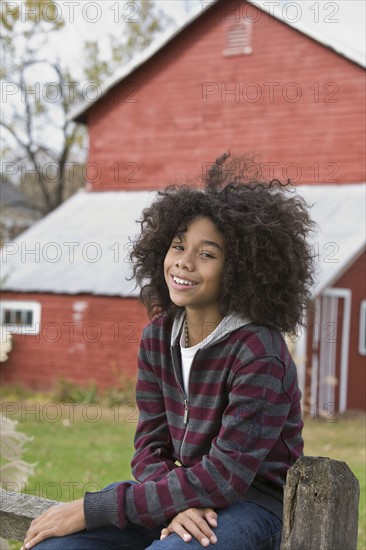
[{"left": 175, "top": 254, "right": 194, "bottom": 271}]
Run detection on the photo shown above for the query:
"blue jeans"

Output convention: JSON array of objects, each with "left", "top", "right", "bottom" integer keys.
[{"left": 34, "top": 483, "right": 282, "bottom": 550}]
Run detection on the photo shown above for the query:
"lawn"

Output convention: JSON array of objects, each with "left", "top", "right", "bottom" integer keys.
[{"left": 2, "top": 401, "right": 365, "bottom": 549}]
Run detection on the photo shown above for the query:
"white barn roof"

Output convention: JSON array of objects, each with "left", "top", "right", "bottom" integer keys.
[
  {"left": 298, "top": 184, "right": 365, "bottom": 295},
  {"left": 0, "top": 190, "right": 154, "bottom": 297},
  {"left": 1, "top": 184, "right": 365, "bottom": 298}
]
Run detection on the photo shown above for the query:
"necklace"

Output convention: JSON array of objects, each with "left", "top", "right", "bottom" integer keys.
[{"left": 185, "top": 320, "right": 189, "bottom": 348}]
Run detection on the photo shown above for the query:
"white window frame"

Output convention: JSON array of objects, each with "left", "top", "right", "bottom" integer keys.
[
  {"left": 359, "top": 300, "right": 366, "bottom": 356},
  {"left": 311, "top": 288, "right": 352, "bottom": 414},
  {"left": 0, "top": 300, "right": 41, "bottom": 334}
]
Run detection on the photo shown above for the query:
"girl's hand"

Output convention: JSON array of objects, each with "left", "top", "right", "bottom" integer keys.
[
  {"left": 21, "top": 499, "right": 86, "bottom": 549},
  {"left": 160, "top": 507, "right": 217, "bottom": 547}
]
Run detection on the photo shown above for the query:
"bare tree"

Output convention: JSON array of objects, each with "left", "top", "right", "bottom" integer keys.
[
  {"left": 1, "top": 0, "right": 173, "bottom": 217},
  {"left": 1, "top": 1, "right": 86, "bottom": 215}
]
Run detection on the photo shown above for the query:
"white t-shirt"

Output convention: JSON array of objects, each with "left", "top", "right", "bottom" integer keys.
[
  {"left": 180, "top": 336, "right": 201, "bottom": 396},
  {"left": 179, "top": 320, "right": 227, "bottom": 395}
]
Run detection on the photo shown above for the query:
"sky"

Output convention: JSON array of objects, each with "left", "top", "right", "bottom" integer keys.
[{"left": 51, "top": 0, "right": 365, "bottom": 71}]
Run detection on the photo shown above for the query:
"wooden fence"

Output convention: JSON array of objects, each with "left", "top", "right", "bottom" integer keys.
[{"left": 0, "top": 456, "right": 360, "bottom": 549}]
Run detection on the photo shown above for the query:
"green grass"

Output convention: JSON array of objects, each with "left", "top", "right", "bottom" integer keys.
[
  {"left": 6, "top": 404, "right": 138, "bottom": 500},
  {"left": 2, "top": 401, "right": 365, "bottom": 549}
]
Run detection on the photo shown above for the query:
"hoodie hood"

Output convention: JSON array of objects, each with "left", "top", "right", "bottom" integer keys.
[{"left": 171, "top": 311, "right": 252, "bottom": 348}]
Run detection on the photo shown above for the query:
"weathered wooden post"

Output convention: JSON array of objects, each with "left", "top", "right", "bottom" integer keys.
[
  {"left": 0, "top": 489, "right": 57, "bottom": 541},
  {"left": 281, "top": 456, "right": 360, "bottom": 550}
]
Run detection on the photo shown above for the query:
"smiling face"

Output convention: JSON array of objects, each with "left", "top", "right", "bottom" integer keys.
[{"left": 164, "top": 216, "right": 225, "bottom": 318}]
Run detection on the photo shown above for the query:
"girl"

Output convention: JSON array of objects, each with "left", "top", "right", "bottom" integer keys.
[{"left": 23, "top": 153, "right": 315, "bottom": 550}]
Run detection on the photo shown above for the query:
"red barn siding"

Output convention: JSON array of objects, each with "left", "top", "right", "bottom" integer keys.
[
  {"left": 305, "top": 250, "right": 366, "bottom": 412},
  {"left": 0, "top": 293, "right": 148, "bottom": 391},
  {"left": 84, "top": 0, "right": 365, "bottom": 191},
  {"left": 333, "top": 250, "right": 366, "bottom": 411}
]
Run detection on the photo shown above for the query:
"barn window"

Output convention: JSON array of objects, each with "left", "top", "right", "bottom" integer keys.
[
  {"left": 359, "top": 300, "right": 366, "bottom": 355},
  {"left": 223, "top": 21, "right": 253, "bottom": 56},
  {"left": 0, "top": 300, "right": 41, "bottom": 334}
]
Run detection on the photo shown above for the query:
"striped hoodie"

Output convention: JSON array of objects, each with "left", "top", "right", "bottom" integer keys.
[{"left": 84, "top": 313, "right": 303, "bottom": 530}]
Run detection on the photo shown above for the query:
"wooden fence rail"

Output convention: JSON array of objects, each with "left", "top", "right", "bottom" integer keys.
[{"left": 0, "top": 457, "right": 360, "bottom": 549}]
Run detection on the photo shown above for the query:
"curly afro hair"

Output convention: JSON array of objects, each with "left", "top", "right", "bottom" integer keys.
[{"left": 129, "top": 153, "right": 316, "bottom": 333}]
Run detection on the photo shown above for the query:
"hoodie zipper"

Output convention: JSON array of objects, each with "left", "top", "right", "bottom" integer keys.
[
  {"left": 170, "top": 344, "right": 199, "bottom": 462},
  {"left": 183, "top": 398, "right": 189, "bottom": 424},
  {"left": 181, "top": 349, "right": 199, "bottom": 425},
  {"left": 179, "top": 350, "right": 202, "bottom": 466}
]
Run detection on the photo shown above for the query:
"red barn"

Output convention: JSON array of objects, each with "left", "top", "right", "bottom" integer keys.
[{"left": 1, "top": 0, "right": 365, "bottom": 412}]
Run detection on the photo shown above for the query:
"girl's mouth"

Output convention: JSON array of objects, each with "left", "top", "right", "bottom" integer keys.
[{"left": 171, "top": 275, "right": 198, "bottom": 288}]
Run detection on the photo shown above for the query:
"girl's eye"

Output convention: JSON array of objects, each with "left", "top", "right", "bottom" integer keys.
[
  {"left": 200, "top": 252, "right": 214, "bottom": 259},
  {"left": 172, "top": 244, "right": 183, "bottom": 251}
]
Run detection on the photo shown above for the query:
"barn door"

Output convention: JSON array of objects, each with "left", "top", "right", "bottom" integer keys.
[{"left": 310, "top": 288, "right": 351, "bottom": 416}]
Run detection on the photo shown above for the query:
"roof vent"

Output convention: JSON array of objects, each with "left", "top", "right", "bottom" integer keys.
[{"left": 223, "top": 21, "right": 252, "bottom": 56}]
